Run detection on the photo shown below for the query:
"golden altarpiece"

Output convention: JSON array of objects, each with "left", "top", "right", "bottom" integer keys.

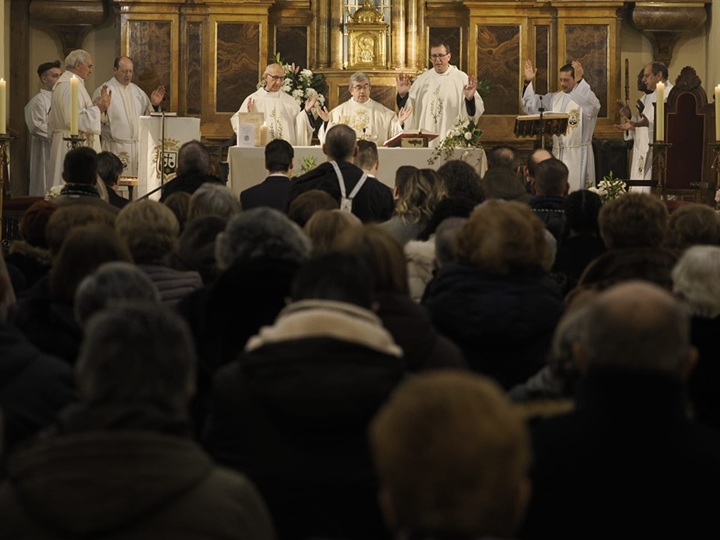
[{"left": 5, "top": 0, "right": 710, "bottom": 191}]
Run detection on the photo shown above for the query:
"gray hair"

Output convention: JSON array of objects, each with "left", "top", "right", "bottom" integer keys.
[
  {"left": 65, "top": 49, "right": 92, "bottom": 70},
  {"left": 672, "top": 245, "right": 720, "bottom": 318},
  {"left": 349, "top": 72, "right": 370, "bottom": 88},
  {"left": 215, "top": 207, "right": 311, "bottom": 270},
  {"left": 74, "top": 262, "right": 161, "bottom": 327},
  {"left": 188, "top": 184, "right": 241, "bottom": 222}
]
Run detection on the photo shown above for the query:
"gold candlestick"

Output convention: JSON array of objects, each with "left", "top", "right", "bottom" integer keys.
[
  {"left": 0, "top": 133, "right": 13, "bottom": 242},
  {"left": 709, "top": 142, "right": 720, "bottom": 199},
  {"left": 649, "top": 142, "right": 672, "bottom": 198}
]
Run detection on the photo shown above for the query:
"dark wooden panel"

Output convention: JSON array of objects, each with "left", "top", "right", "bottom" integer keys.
[
  {"left": 429, "top": 27, "right": 462, "bottom": 72},
  {"left": 565, "top": 25, "right": 608, "bottom": 118},
  {"left": 535, "top": 25, "right": 549, "bottom": 95},
  {"left": 217, "top": 22, "right": 260, "bottom": 113},
  {"left": 187, "top": 22, "right": 202, "bottom": 115},
  {"left": 127, "top": 21, "right": 172, "bottom": 108},
  {"left": 338, "top": 86, "right": 396, "bottom": 111},
  {"left": 476, "top": 25, "right": 520, "bottom": 115},
  {"left": 276, "top": 26, "right": 308, "bottom": 67}
]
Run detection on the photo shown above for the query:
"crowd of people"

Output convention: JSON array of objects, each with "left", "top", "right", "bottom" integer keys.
[{"left": 7, "top": 43, "right": 719, "bottom": 540}]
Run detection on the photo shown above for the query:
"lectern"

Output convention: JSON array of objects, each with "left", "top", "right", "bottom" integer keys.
[
  {"left": 514, "top": 113, "right": 569, "bottom": 149},
  {"left": 384, "top": 131, "right": 439, "bottom": 148}
]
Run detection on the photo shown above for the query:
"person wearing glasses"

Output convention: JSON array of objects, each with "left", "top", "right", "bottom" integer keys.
[
  {"left": 317, "top": 72, "right": 412, "bottom": 145},
  {"left": 231, "top": 63, "right": 318, "bottom": 146},
  {"left": 396, "top": 43, "right": 484, "bottom": 146}
]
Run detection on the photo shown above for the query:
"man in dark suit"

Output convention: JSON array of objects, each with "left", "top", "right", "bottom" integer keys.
[
  {"left": 240, "top": 139, "right": 294, "bottom": 212},
  {"left": 288, "top": 124, "right": 393, "bottom": 223}
]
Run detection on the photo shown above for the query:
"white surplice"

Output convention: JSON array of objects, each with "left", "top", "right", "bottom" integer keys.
[
  {"left": 318, "top": 98, "right": 402, "bottom": 145},
  {"left": 24, "top": 89, "right": 53, "bottom": 196}
]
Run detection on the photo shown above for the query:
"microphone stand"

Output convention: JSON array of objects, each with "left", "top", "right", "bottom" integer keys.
[{"left": 538, "top": 95, "right": 546, "bottom": 149}]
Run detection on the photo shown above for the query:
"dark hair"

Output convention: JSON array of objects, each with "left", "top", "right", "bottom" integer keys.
[
  {"left": 487, "top": 145, "right": 519, "bottom": 170},
  {"left": 559, "top": 63, "right": 575, "bottom": 78},
  {"left": 63, "top": 147, "right": 99, "bottom": 185},
  {"left": 265, "top": 139, "right": 294, "bottom": 173},
  {"left": 355, "top": 140, "right": 379, "bottom": 170},
  {"left": 291, "top": 251, "right": 374, "bottom": 309},
  {"left": 97, "top": 151, "right": 124, "bottom": 188},
  {"left": 288, "top": 190, "right": 339, "bottom": 228},
  {"left": 113, "top": 56, "right": 132, "bottom": 69},
  {"left": 178, "top": 140, "right": 210, "bottom": 176},
  {"left": 37, "top": 60, "right": 61, "bottom": 78},
  {"left": 22, "top": 200, "right": 58, "bottom": 247},
  {"left": 562, "top": 189, "right": 603, "bottom": 240},
  {"left": 534, "top": 158, "right": 568, "bottom": 196},
  {"left": 418, "top": 196, "right": 476, "bottom": 241},
  {"left": 436, "top": 160, "right": 484, "bottom": 204},
  {"left": 650, "top": 62, "right": 669, "bottom": 80},
  {"left": 324, "top": 124, "right": 357, "bottom": 161},
  {"left": 163, "top": 191, "right": 191, "bottom": 233}
]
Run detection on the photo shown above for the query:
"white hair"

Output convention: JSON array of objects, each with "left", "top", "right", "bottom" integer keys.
[
  {"left": 65, "top": 49, "right": 92, "bottom": 70},
  {"left": 672, "top": 245, "right": 720, "bottom": 318}
]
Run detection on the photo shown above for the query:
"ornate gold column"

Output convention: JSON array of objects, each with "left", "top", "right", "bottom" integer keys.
[
  {"left": 330, "top": 0, "right": 343, "bottom": 69},
  {"left": 406, "top": 0, "right": 418, "bottom": 69},
  {"left": 631, "top": 3, "right": 707, "bottom": 65},
  {"left": 316, "top": 0, "right": 330, "bottom": 68},
  {"left": 391, "top": 0, "right": 406, "bottom": 68}
]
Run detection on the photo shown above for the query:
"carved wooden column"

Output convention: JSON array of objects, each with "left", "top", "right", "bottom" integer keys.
[
  {"left": 330, "top": 1, "right": 343, "bottom": 69},
  {"left": 316, "top": 0, "right": 330, "bottom": 68},
  {"left": 29, "top": 0, "right": 109, "bottom": 56},
  {"left": 631, "top": 3, "right": 707, "bottom": 65},
  {"left": 391, "top": 0, "right": 405, "bottom": 68}
]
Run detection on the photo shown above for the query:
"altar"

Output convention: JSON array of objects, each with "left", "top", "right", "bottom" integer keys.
[{"left": 227, "top": 146, "right": 487, "bottom": 196}]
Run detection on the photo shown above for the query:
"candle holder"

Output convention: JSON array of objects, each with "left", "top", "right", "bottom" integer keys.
[
  {"left": 709, "top": 142, "right": 720, "bottom": 195},
  {"left": 0, "top": 133, "right": 14, "bottom": 242},
  {"left": 649, "top": 141, "right": 672, "bottom": 198},
  {"left": 63, "top": 134, "right": 86, "bottom": 150}
]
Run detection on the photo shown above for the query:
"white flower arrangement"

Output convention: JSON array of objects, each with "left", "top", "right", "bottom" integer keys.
[
  {"left": 261, "top": 53, "right": 327, "bottom": 113},
  {"left": 428, "top": 118, "right": 483, "bottom": 166},
  {"left": 588, "top": 171, "right": 626, "bottom": 202}
]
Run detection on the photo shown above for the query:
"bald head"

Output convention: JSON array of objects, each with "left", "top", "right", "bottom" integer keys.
[
  {"left": 578, "top": 281, "right": 694, "bottom": 377},
  {"left": 525, "top": 149, "right": 553, "bottom": 185}
]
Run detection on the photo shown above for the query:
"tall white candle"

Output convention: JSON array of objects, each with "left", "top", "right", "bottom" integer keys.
[
  {"left": 656, "top": 82, "right": 665, "bottom": 141},
  {"left": 70, "top": 75, "right": 79, "bottom": 135},
  {"left": 715, "top": 85, "right": 720, "bottom": 141},
  {"left": 0, "top": 79, "right": 6, "bottom": 135}
]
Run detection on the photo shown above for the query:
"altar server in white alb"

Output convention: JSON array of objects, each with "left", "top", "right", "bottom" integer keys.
[
  {"left": 522, "top": 59, "right": 601, "bottom": 191},
  {"left": 24, "top": 60, "right": 62, "bottom": 195},
  {"left": 231, "top": 63, "right": 318, "bottom": 146},
  {"left": 396, "top": 43, "right": 484, "bottom": 146},
  {"left": 317, "top": 72, "right": 411, "bottom": 144},
  {"left": 93, "top": 56, "right": 166, "bottom": 176},
  {"left": 48, "top": 50, "right": 111, "bottom": 189}
]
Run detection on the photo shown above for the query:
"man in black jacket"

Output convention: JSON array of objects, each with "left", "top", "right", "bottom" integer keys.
[{"left": 240, "top": 138, "right": 294, "bottom": 212}]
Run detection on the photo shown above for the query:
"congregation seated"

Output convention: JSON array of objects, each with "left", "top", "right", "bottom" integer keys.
[
  {"left": 240, "top": 139, "right": 295, "bottom": 212},
  {"left": 437, "top": 159, "right": 485, "bottom": 204},
  {"left": 528, "top": 157, "right": 568, "bottom": 240},
  {"left": 481, "top": 144, "right": 532, "bottom": 203},
  {"left": 159, "top": 140, "right": 224, "bottom": 202},
  {"left": 665, "top": 202, "right": 720, "bottom": 252},
  {"left": 52, "top": 147, "right": 119, "bottom": 216},
  {"left": 303, "top": 208, "right": 361, "bottom": 255},
  {"left": 96, "top": 151, "right": 130, "bottom": 210}
]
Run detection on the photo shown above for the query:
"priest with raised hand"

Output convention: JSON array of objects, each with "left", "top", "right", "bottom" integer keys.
[
  {"left": 93, "top": 56, "right": 166, "bottom": 176},
  {"left": 230, "top": 63, "right": 317, "bottom": 146},
  {"left": 317, "top": 72, "right": 411, "bottom": 145},
  {"left": 47, "top": 49, "right": 111, "bottom": 189}
]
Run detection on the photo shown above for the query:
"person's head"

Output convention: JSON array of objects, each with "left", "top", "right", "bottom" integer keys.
[
  {"left": 113, "top": 56, "right": 134, "bottom": 86},
  {"left": 394, "top": 168, "right": 446, "bottom": 223},
  {"left": 62, "top": 147, "right": 99, "bottom": 186},
  {"left": 575, "top": 281, "right": 695, "bottom": 378},
  {"left": 116, "top": 200, "right": 180, "bottom": 264},
  {"left": 96, "top": 151, "right": 124, "bottom": 190},
  {"left": 324, "top": 124, "right": 357, "bottom": 161},
  {"left": 666, "top": 203, "right": 720, "bottom": 252},
  {"left": 74, "top": 261, "right": 160, "bottom": 327},
  {"left": 49, "top": 225, "right": 133, "bottom": 302},
  {"left": 534, "top": 158, "right": 569, "bottom": 196},
  {"left": 76, "top": 303, "right": 196, "bottom": 413},
  {"left": 672, "top": 246, "right": 720, "bottom": 318},
  {"left": 559, "top": 63, "right": 576, "bottom": 93},
  {"left": 216, "top": 207, "right": 311, "bottom": 270},
  {"left": 304, "top": 209, "right": 361, "bottom": 255},
  {"left": 288, "top": 189, "right": 340, "bottom": 227},
  {"left": 599, "top": 193, "right": 668, "bottom": 249},
  {"left": 37, "top": 60, "right": 62, "bottom": 91},
  {"left": 65, "top": 49, "right": 93, "bottom": 80},
  {"left": 265, "top": 138, "right": 294, "bottom": 174},
  {"left": 349, "top": 72, "right": 371, "bottom": 104},
  {"left": 177, "top": 140, "right": 210, "bottom": 176},
  {"left": 434, "top": 217, "right": 467, "bottom": 268},
  {"left": 21, "top": 200, "right": 58, "bottom": 248},
  {"left": 336, "top": 224, "right": 409, "bottom": 295},
  {"left": 290, "top": 251, "right": 374, "bottom": 309},
  {"left": 642, "top": 62, "right": 669, "bottom": 92},
  {"left": 45, "top": 205, "right": 117, "bottom": 258},
  {"left": 171, "top": 215, "right": 227, "bottom": 285},
  {"left": 417, "top": 196, "right": 476, "bottom": 241},
  {"left": 370, "top": 371, "right": 530, "bottom": 537},
  {"left": 562, "top": 189, "right": 603, "bottom": 238},
  {"left": 487, "top": 145, "right": 520, "bottom": 173},
  {"left": 355, "top": 140, "right": 379, "bottom": 173},
  {"left": 524, "top": 148, "right": 553, "bottom": 184},
  {"left": 637, "top": 67, "right": 649, "bottom": 93},
  {"left": 187, "top": 183, "right": 241, "bottom": 222},
  {"left": 262, "top": 63, "right": 286, "bottom": 93},
  {"left": 437, "top": 160, "right": 484, "bottom": 204},
  {"left": 456, "top": 200, "right": 548, "bottom": 276},
  {"left": 429, "top": 43, "right": 452, "bottom": 74},
  {"left": 163, "top": 191, "right": 191, "bottom": 232}
]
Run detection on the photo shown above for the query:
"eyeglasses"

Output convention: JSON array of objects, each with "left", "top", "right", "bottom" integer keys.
[
  {"left": 266, "top": 74, "right": 284, "bottom": 81},
  {"left": 430, "top": 53, "right": 449, "bottom": 60},
  {"left": 352, "top": 84, "right": 370, "bottom": 91}
]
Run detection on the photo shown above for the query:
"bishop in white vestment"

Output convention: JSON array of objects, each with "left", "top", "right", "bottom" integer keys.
[{"left": 522, "top": 60, "right": 600, "bottom": 192}]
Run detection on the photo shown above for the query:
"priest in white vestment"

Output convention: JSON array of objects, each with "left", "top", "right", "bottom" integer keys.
[
  {"left": 522, "top": 60, "right": 601, "bottom": 192},
  {"left": 616, "top": 62, "right": 673, "bottom": 193},
  {"left": 24, "top": 61, "right": 62, "bottom": 195},
  {"left": 48, "top": 50, "right": 111, "bottom": 189},
  {"left": 93, "top": 56, "right": 165, "bottom": 176},
  {"left": 396, "top": 43, "right": 484, "bottom": 147},
  {"left": 317, "top": 72, "right": 411, "bottom": 145},
  {"left": 230, "top": 63, "right": 317, "bottom": 146}
]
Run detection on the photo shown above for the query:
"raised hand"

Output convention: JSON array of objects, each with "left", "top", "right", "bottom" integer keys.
[
  {"left": 572, "top": 60, "right": 584, "bottom": 83},
  {"left": 247, "top": 97, "right": 255, "bottom": 112},
  {"left": 396, "top": 73, "right": 412, "bottom": 97},
  {"left": 524, "top": 59, "right": 537, "bottom": 82},
  {"left": 304, "top": 93, "right": 318, "bottom": 113},
  {"left": 151, "top": 85, "right": 166, "bottom": 107},
  {"left": 464, "top": 75, "right": 478, "bottom": 100},
  {"left": 397, "top": 105, "right": 412, "bottom": 124},
  {"left": 317, "top": 106, "right": 330, "bottom": 123},
  {"left": 95, "top": 84, "right": 112, "bottom": 113}
]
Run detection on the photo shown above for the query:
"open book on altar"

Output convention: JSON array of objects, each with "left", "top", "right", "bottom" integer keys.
[
  {"left": 514, "top": 113, "right": 570, "bottom": 137},
  {"left": 384, "top": 130, "right": 439, "bottom": 148}
]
